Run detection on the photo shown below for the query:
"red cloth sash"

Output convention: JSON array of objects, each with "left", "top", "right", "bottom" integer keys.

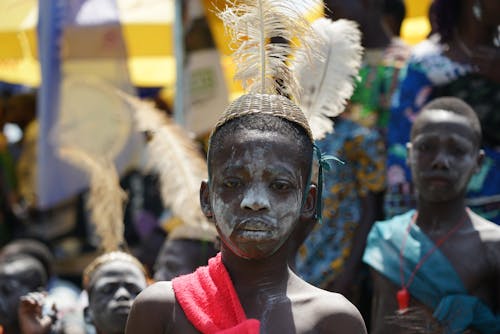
[{"left": 172, "top": 253, "right": 260, "bottom": 334}]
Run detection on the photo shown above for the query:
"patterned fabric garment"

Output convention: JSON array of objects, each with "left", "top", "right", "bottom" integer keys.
[
  {"left": 385, "top": 35, "right": 500, "bottom": 224},
  {"left": 296, "top": 118, "right": 385, "bottom": 288},
  {"left": 347, "top": 38, "right": 410, "bottom": 137}
]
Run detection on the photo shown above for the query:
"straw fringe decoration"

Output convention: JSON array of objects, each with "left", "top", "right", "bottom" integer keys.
[
  {"left": 59, "top": 148, "right": 126, "bottom": 253},
  {"left": 121, "top": 94, "right": 216, "bottom": 240},
  {"left": 293, "top": 18, "right": 363, "bottom": 139},
  {"left": 218, "top": 0, "right": 322, "bottom": 99}
]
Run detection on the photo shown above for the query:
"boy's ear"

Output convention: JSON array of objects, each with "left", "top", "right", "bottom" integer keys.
[
  {"left": 406, "top": 142, "right": 412, "bottom": 165},
  {"left": 475, "top": 149, "right": 485, "bottom": 174},
  {"left": 300, "top": 183, "right": 317, "bottom": 220},
  {"left": 200, "top": 180, "right": 214, "bottom": 220}
]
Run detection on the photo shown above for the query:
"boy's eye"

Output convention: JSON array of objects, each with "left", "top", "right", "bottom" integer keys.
[
  {"left": 0, "top": 280, "right": 21, "bottom": 296},
  {"left": 0, "top": 283, "right": 14, "bottom": 295},
  {"left": 449, "top": 145, "right": 467, "bottom": 156},
  {"left": 270, "top": 180, "right": 291, "bottom": 191},
  {"left": 98, "top": 283, "right": 117, "bottom": 295},
  {"left": 125, "top": 283, "right": 143, "bottom": 296},
  {"left": 416, "top": 142, "right": 431, "bottom": 152},
  {"left": 223, "top": 179, "right": 242, "bottom": 188}
]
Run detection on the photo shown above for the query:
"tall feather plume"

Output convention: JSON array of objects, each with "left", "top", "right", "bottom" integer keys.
[
  {"left": 59, "top": 148, "right": 126, "bottom": 253},
  {"left": 218, "top": 0, "right": 322, "bottom": 99},
  {"left": 293, "top": 18, "right": 363, "bottom": 139},
  {"left": 120, "top": 93, "right": 216, "bottom": 240}
]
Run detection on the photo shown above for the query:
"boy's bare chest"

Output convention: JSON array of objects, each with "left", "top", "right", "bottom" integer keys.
[{"left": 438, "top": 236, "right": 495, "bottom": 303}]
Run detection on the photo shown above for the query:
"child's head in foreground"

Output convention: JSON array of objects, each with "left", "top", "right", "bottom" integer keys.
[
  {"left": 408, "top": 96, "right": 483, "bottom": 203},
  {"left": 201, "top": 94, "right": 317, "bottom": 261}
]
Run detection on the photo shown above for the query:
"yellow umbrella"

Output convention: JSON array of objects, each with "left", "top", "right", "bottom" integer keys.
[
  {"left": 0, "top": 0, "right": 324, "bottom": 99},
  {"left": 0, "top": 0, "right": 175, "bottom": 88},
  {"left": 0, "top": 0, "right": 39, "bottom": 86}
]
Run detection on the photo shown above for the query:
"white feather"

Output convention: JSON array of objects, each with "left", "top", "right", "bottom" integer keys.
[
  {"left": 218, "top": 0, "right": 323, "bottom": 99},
  {"left": 293, "top": 18, "right": 363, "bottom": 139}
]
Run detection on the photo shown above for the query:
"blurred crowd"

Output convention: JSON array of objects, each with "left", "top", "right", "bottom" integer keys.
[{"left": 0, "top": 0, "right": 499, "bottom": 333}]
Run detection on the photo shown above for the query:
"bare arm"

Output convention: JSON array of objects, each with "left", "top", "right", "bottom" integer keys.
[{"left": 126, "top": 282, "right": 174, "bottom": 334}]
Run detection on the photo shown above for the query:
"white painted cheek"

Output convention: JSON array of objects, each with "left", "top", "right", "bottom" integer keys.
[
  {"left": 212, "top": 196, "right": 236, "bottom": 238},
  {"left": 455, "top": 155, "right": 477, "bottom": 187}
]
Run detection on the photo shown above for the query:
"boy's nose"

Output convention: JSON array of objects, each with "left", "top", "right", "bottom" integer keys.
[
  {"left": 431, "top": 150, "right": 450, "bottom": 170},
  {"left": 114, "top": 286, "right": 132, "bottom": 301},
  {"left": 240, "top": 186, "right": 270, "bottom": 211}
]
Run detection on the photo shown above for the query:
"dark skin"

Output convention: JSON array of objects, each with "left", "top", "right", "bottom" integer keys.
[
  {"left": 0, "top": 256, "right": 47, "bottom": 334},
  {"left": 126, "top": 129, "right": 366, "bottom": 333},
  {"left": 153, "top": 238, "right": 217, "bottom": 281},
  {"left": 370, "top": 109, "right": 500, "bottom": 333},
  {"left": 87, "top": 260, "right": 147, "bottom": 334},
  {"left": 447, "top": 0, "right": 500, "bottom": 83},
  {"left": 326, "top": 0, "right": 391, "bottom": 49},
  {"left": 17, "top": 291, "right": 56, "bottom": 334}
]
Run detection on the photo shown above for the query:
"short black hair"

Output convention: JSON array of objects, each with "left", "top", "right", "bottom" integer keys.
[
  {"left": 208, "top": 113, "right": 313, "bottom": 184},
  {"left": 412, "top": 96, "right": 482, "bottom": 146},
  {"left": 0, "top": 238, "right": 54, "bottom": 278}
]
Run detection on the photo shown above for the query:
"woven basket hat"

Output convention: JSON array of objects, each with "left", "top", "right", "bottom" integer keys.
[{"left": 211, "top": 93, "right": 314, "bottom": 142}]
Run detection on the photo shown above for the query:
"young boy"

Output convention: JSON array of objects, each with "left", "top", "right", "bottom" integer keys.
[
  {"left": 126, "top": 93, "right": 367, "bottom": 333},
  {"left": 363, "top": 97, "right": 500, "bottom": 333},
  {"left": 0, "top": 250, "right": 49, "bottom": 334},
  {"left": 83, "top": 251, "right": 148, "bottom": 334}
]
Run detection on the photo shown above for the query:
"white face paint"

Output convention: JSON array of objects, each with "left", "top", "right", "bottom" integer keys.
[
  {"left": 209, "top": 129, "right": 308, "bottom": 259},
  {"left": 408, "top": 110, "right": 481, "bottom": 203}
]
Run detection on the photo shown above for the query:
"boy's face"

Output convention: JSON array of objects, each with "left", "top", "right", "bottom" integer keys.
[
  {"left": 203, "top": 129, "right": 314, "bottom": 260},
  {"left": 407, "top": 110, "right": 482, "bottom": 203},
  {"left": 87, "top": 260, "right": 147, "bottom": 334},
  {"left": 0, "top": 257, "right": 44, "bottom": 327}
]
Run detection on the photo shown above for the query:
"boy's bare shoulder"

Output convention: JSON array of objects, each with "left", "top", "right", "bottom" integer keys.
[
  {"left": 126, "top": 281, "right": 175, "bottom": 333},
  {"left": 134, "top": 281, "right": 175, "bottom": 307},
  {"left": 292, "top": 280, "right": 367, "bottom": 333}
]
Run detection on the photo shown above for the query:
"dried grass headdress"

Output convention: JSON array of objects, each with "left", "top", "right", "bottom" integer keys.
[
  {"left": 121, "top": 94, "right": 217, "bottom": 243},
  {"left": 58, "top": 147, "right": 146, "bottom": 289}
]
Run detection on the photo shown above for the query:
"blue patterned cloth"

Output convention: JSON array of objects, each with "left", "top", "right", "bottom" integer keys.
[{"left": 296, "top": 118, "right": 385, "bottom": 287}]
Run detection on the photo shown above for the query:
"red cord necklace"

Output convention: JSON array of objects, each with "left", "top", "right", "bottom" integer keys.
[{"left": 397, "top": 210, "right": 469, "bottom": 311}]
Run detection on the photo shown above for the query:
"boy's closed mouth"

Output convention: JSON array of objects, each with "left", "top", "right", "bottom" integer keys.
[{"left": 235, "top": 219, "right": 274, "bottom": 232}]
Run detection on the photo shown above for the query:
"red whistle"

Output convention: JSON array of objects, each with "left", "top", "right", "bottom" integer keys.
[{"left": 397, "top": 288, "right": 410, "bottom": 310}]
